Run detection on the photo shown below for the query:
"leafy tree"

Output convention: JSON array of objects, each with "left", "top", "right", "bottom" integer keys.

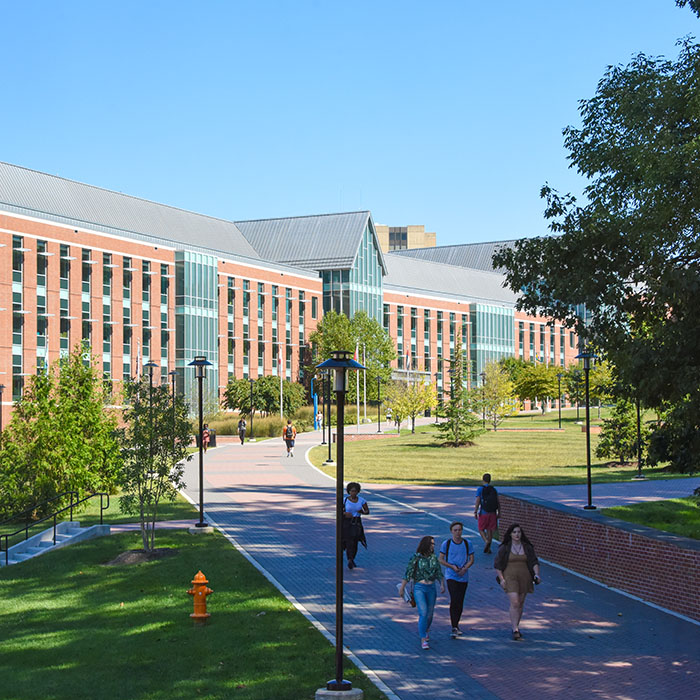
[
  {"left": 222, "top": 375, "right": 305, "bottom": 418},
  {"left": 596, "top": 399, "right": 646, "bottom": 464},
  {"left": 118, "top": 376, "right": 192, "bottom": 551},
  {"left": 514, "top": 363, "right": 559, "bottom": 414},
  {"left": 589, "top": 359, "right": 614, "bottom": 418},
  {"left": 222, "top": 378, "right": 257, "bottom": 416},
  {"left": 435, "top": 358, "right": 484, "bottom": 447},
  {"left": 493, "top": 41, "right": 700, "bottom": 471},
  {"left": 481, "top": 361, "right": 519, "bottom": 431},
  {"left": 309, "top": 310, "right": 396, "bottom": 402},
  {"left": 565, "top": 368, "right": 585, "bottom": 417},
  {"left": 0, "top": 345, "right": 120, "bottom": 518},
  {"left": 676, "top": 1, "right": 700, "bottom": 17},
  {"left": 499, "top": 357, "right": 530, "bottom": 385},
  {"left": 385, "top": 380, "right": 436, "bottom": 433}
]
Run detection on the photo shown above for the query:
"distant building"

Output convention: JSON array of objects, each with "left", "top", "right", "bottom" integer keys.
[
  {"left": 375, "top": 224, "right": 436, "bottom": 253},
  {"left": 0, "top": 161, "right": 578, "bottom": 417}
]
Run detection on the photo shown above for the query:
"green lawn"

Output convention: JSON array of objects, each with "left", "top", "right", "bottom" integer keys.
[
  {"left": 309, "top": 410, "right": 678, "bottom": 486},
  {"left": 602, "top": 498, "right": 700, "bottom": 540},
  {"left": 0, "top": 528, "right": 386, "bottom": 700}
]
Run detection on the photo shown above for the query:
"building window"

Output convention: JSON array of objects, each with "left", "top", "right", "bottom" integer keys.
[{"left": 311, "top": 296, "right": 318, "bottom": 319}]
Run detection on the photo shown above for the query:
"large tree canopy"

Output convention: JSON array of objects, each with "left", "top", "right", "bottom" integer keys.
[
  {"left": 494, "top": 40, "right": 700, "bottom": 410},
  {"left": 493, "top": 40, "right": 700, "bottom": 470}
]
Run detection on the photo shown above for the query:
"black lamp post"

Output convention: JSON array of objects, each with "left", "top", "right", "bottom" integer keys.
[
  {"left": 324, "top": 370, "right": 334, "bottom": 465},
  {"left": 169, "top": 370, "right": 178, "bottom": 446},
  {"left": 434, "top": 371, "right": 440, "bottom": 424},
  {"left": 320, "top": 372, "right": 327, "bottom": 445},
  {"left": 0, "top": 383, "right": 4, "bottom": 436},
  {"left": 316, "top": 350, "right": 365, "bottom": 694},
  {"left": 634, "top": 396, "right": 645, "bottom": 480},
  {"left": 557, "top": 372, "right": 563, "bottom": 430},
  {"left": 376, "top": 376, "right": 382, "bottom": 433},
  {"left": 188, "top": 355, "right": 213, "bottom": 527},
  {"left": 480, "top": 371, "right": 487, "bottom": 430},
  {"left": 248, "top": 377, "right": 256, "bottom": 442},
  {"left": 576, "top": 352, "right": 597, "bottom": 510}
]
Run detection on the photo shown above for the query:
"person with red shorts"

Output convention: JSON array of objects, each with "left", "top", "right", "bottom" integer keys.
[{"left": 474, "top": 472, "right": 499, "bottom": 553}]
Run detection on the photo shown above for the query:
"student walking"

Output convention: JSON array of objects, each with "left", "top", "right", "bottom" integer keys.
[
  {"left": 282, "top": 419, "right": 297, "bottom": 457},
  {"left": 237, "top": 417, "right": 247, "bottom": 445},
  {"left": 342, "top": 482, "right": 369, "bottom": 569},
  {"left": 474, "top": 472, "right": 499, "bottom": 553},
  {"left": 494, "top": 523, "right": 541, "bottom": 641},
  {"left": 398, "top": 535, "right": 445, "bottom": 650},
  {"left": 201, "top": 424, "right": 211, "bottom": 453},
  {"left": 438, "top": 521, "right": 475, "bottom": 638}
]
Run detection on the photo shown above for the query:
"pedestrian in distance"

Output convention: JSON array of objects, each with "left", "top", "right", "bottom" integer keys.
[
  {"left": 282, "top": 419, "right": 297, "bottom": 457},
  {"left": 342, "top": 481, "right": 369, "bottom": 569},
  {"left": 316, "top": 410, "right": 323, "bottom": 430},
  {"left": 494, "top": 523, "right": 541, "bottom": 641},
  {"left": 398, "top": 535, "right": 445, "bottom": 650},
  {"left": 202, "top": 424, "right": 211, "bottom": 453},
  {"left": 438, "top": 521, "right": 475, "bottom": 638},
  {"left": 237, "top": 417, "right": 247, "bottom": 445},
  {"left": 474, "top": 472, "right": 499, "bottom": 553}
]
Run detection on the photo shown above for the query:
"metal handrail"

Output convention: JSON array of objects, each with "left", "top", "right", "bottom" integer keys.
[
  {"left": 0, "top": 490, "right": 79, "bottom": 528},
  {"left": 1, "top": 492, "right": 110, "bottom": 566}
]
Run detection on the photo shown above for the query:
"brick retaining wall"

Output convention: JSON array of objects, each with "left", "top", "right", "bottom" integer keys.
[{"left": 498, "top": 493, "right": 700, "bottom": 621}]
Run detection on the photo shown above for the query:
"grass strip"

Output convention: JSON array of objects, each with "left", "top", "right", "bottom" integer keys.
[
  {"left": 309, "top": 413, "right": 682, "bottom": 486},
  {"left": 601, "top": 498, "right": 700, "bottom": 540},
  {"left": 0, "top": 529, "right": 387, "bottom": 700}
]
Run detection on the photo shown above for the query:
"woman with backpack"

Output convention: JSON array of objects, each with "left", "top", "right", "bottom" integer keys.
[
  {"left": 494, "top": 523, "right": 541, "bottom": 641},
  {"left": 342, "top": 481, "right": 369, "bottom": 569},
  {"left": 237, "top": 417, "right": 247, "bottom": 445},
  {"left": 398, "top": 535, "right": 445, "bottom": 650},
  {"left": 282, "top": 419, "right": 297, "bottom": 457}
]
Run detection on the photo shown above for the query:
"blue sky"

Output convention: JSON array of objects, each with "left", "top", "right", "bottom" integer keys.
[{"left": 0, "top": 1, "right": 695, "bottom": 246}]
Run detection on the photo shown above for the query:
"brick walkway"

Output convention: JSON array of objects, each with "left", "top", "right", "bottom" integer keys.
[{"left": 182, "top": 429, "right": 700, "bottom": 700}]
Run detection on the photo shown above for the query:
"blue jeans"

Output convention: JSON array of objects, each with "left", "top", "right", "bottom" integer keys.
[{"left": 414, "top": 582, "right": 437, "bottom": 639}]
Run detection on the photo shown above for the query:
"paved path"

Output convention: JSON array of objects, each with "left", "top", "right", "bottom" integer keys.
[{"left": 182, "top": 427, "right": 700, "bottom": 700}]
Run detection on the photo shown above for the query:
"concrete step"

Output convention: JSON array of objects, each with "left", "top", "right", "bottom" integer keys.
[{"left": 0, "top": 522, "right": 111, "bottom": 566}]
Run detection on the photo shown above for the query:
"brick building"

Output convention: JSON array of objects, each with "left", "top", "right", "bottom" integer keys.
[{"left": 0, "top": 162, "right": 578, "bottom": 416}]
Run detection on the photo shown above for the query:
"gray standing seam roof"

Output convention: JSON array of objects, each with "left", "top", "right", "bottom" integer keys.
[
  {"left": 235, "top": 211, "right": 387, "bottom": 274},
  {"left": 390, "top": 240, "right": 518, "bottom": 273},
  {"left": 0, "top": 161, "right": 263, "bottom": 261},
  {"left": 384, "top": 252, "right": 519, "bottom": 306}
]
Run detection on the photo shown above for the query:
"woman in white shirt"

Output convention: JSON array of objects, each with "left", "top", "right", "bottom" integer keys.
[{"left": 343, "top": 481, "right": 369, "bottom": 569}]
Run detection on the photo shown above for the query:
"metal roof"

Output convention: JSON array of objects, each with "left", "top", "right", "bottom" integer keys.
[
  {"left": 390, "top": 240, "right": 518, "bottom": 272},
  {"left": 0, "top": 161, "right": 262, "bottom": 261},
  {"left": 384, "top": 253, "right": 519, "bottom": 306},
  {"left": 235, "top": 211, "right": 387, "bottom": 273}
]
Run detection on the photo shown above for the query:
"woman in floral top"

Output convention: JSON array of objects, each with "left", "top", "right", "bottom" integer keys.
[{"left": 398, "top": 535, "right": 445, "bottom": 649}]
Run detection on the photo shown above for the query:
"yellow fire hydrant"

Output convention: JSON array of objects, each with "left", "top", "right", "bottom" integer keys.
[{"left": 187, "top": 570, "right": 213, "bottom": 624}]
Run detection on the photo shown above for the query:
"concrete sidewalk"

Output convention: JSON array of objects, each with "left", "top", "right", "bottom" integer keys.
[{"left": 183, "top": 428, "right": 700, "bottom": 700}]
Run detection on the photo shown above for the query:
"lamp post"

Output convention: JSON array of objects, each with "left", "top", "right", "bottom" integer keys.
[
  {"left": 323, "top": 370, "right": 334, "bottom": 465},
  {"left": 248, "top": 377, "right": 256, "bottom": 442},
  {"left": 376, "top": 376, "right": 382, "bottom": 433},
  {"left": 480, "top": 371, "right": 486, "bottom": 430},
  {"left": 169, "top": 370, "right": 178, "bottom": 447},
  {"left": 434, "top": 371, "right": 440, "bottom": 424},
  {"left": 634, "top": 396, "right": 645, "bottom": 480},
  {"left": 0, "top": 383, "right": 4, "bottom": 436},
  {"left": 188, "top": 355, "right": 213, "bottom": 528},
  {"left": 576, "top": 352, "right": 597, "bottom": 510},
  {"left": 320, "top": 372, "right": 327, "bottom": 445},
  {"left": 316, "top": 350, "right": 365, "bottom": 695},
  {"left": 557, "top": 372, "right": 563, "bottom": 430}
]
